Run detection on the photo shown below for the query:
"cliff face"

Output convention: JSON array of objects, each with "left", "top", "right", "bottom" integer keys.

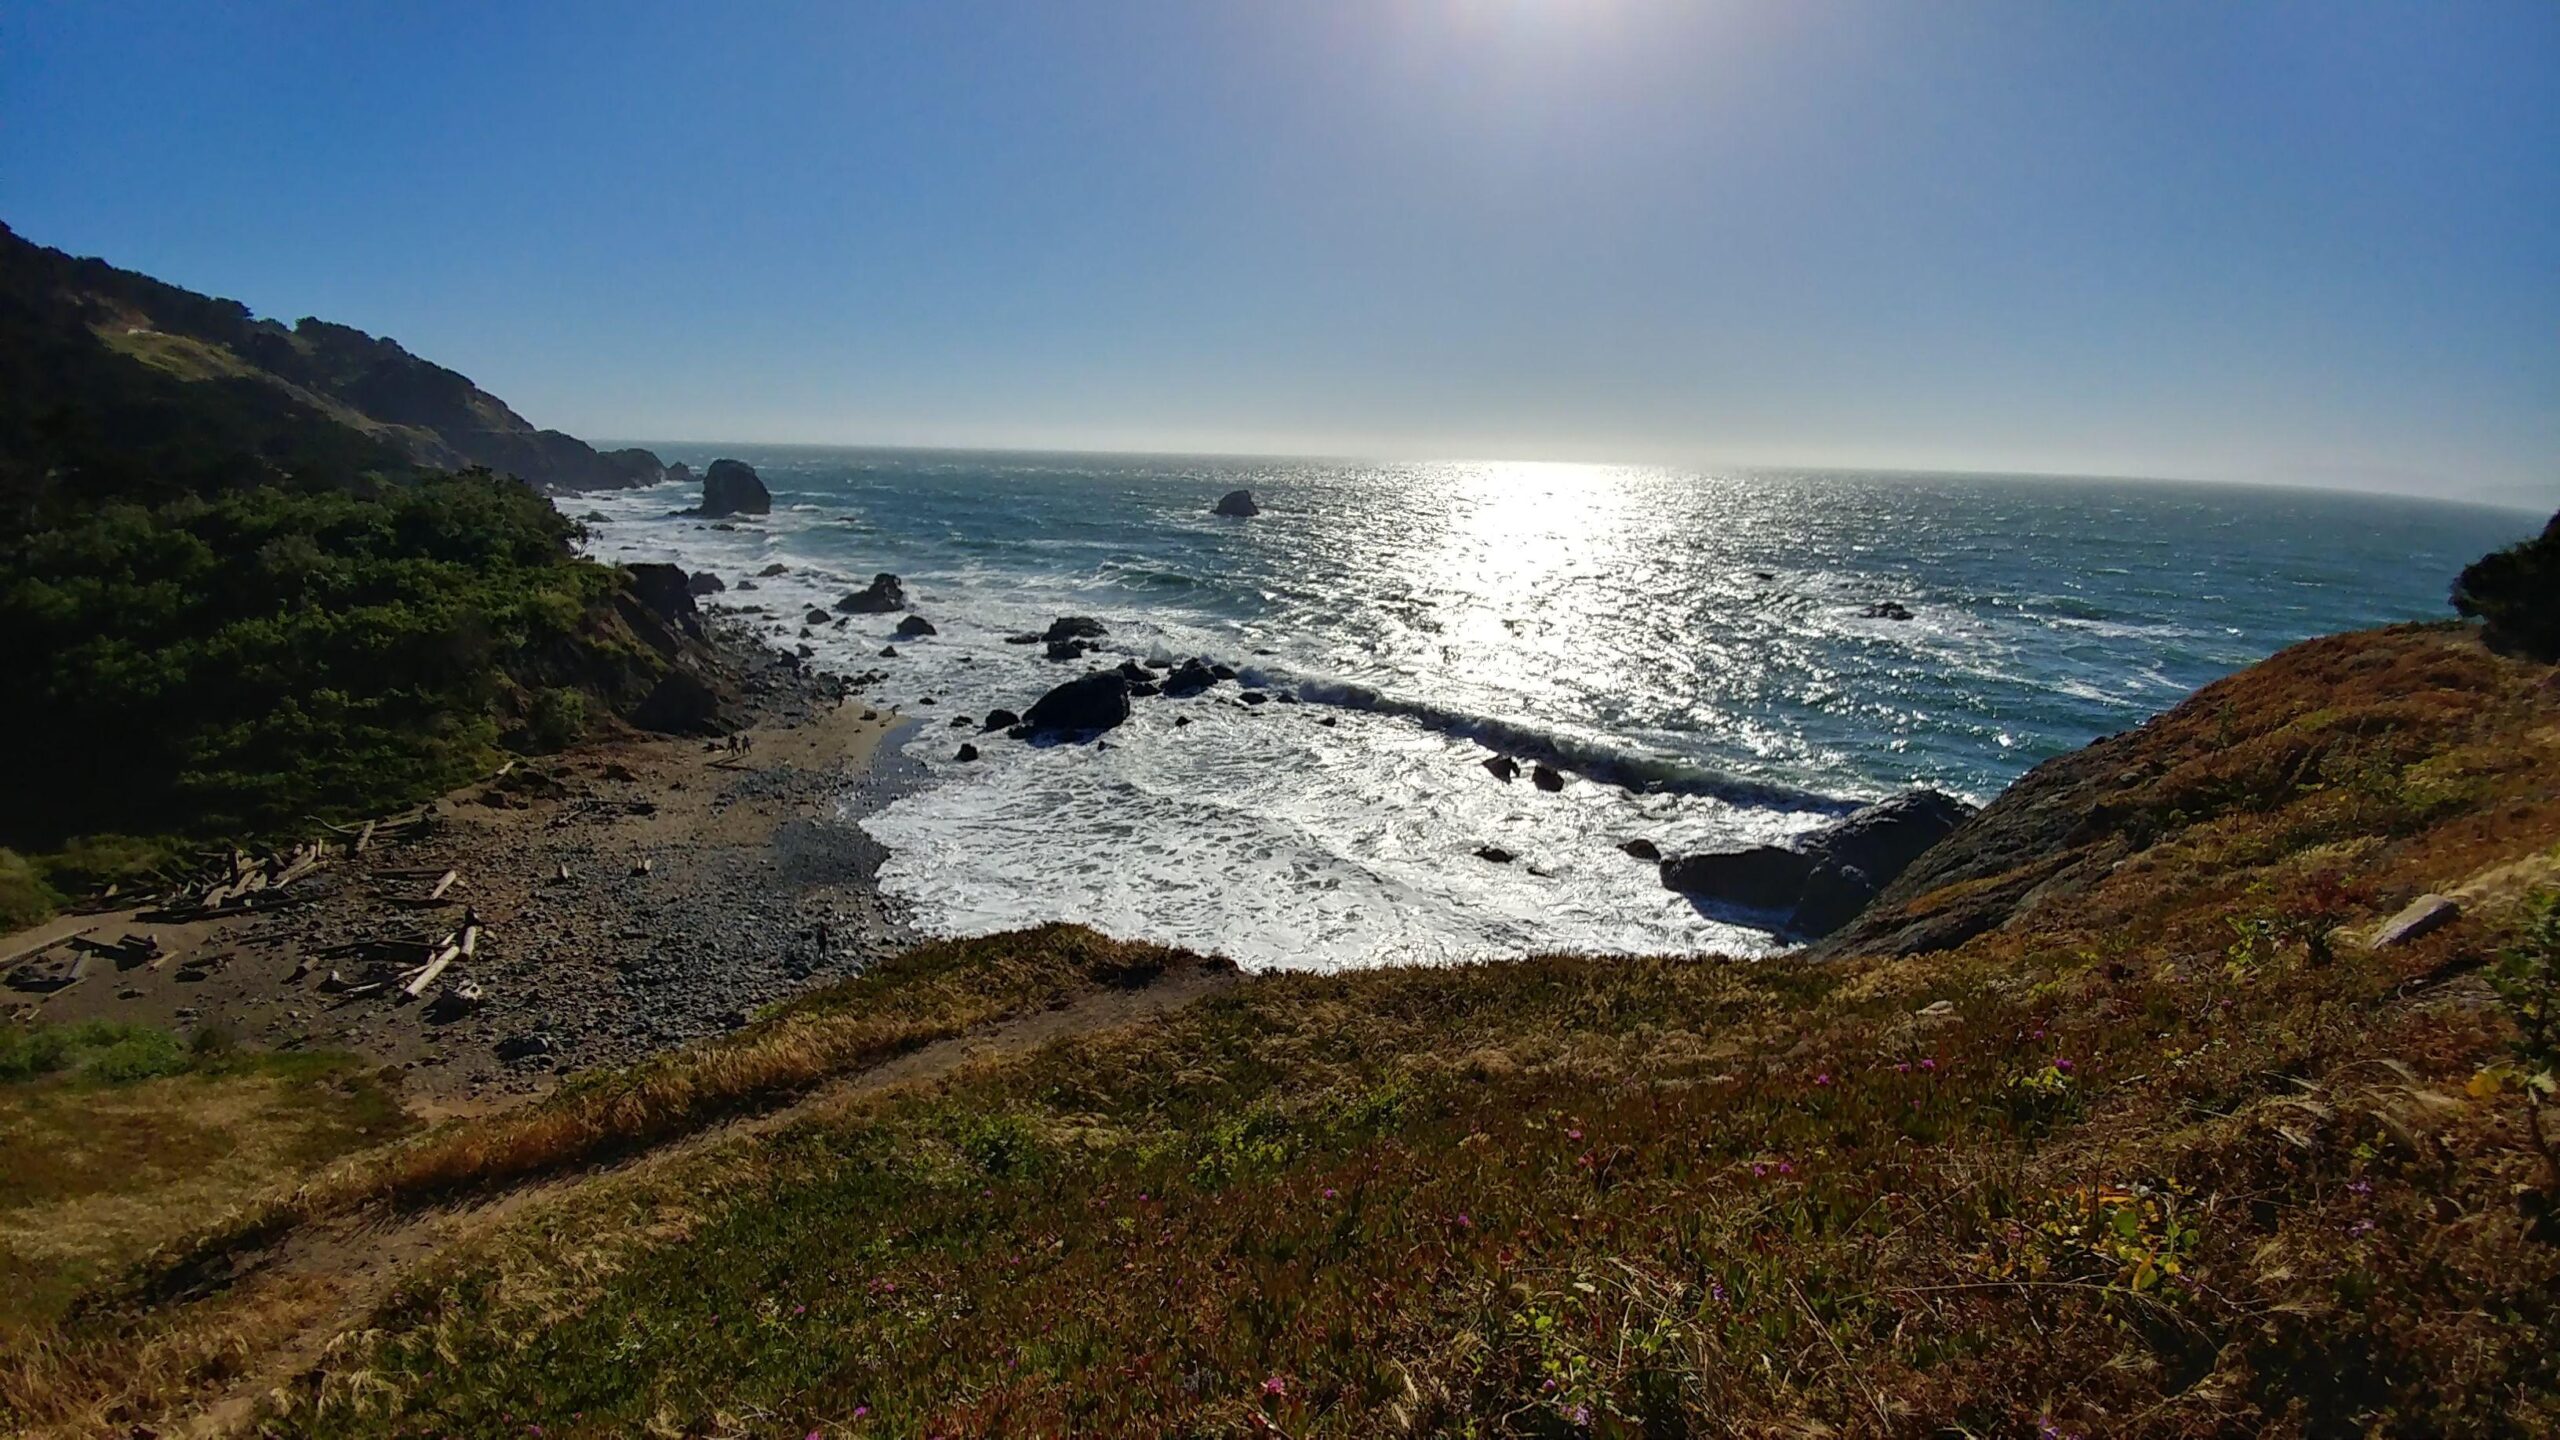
[
  {"left": 1818, "top": 621, "right": 2558, "bottom": 958},
  {"left": 0, "top": 221, "right": 658, "bottom": 496}
]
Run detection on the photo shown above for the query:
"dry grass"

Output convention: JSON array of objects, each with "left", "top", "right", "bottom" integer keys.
[{"left": 9, "top": 625, "right": 2560, "bottom": 1438}]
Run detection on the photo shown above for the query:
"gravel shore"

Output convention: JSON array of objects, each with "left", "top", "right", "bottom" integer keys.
[{"left": 5, "top": 624, "right": 927, "bottom": 1107}]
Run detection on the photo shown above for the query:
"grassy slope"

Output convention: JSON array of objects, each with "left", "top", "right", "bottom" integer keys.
[
  {"left": 0, "top": 1027, "right": 407, "bottom": 1333},
  {"left": 9, "top": 624, "right": 2560, "bottom": 1437}
]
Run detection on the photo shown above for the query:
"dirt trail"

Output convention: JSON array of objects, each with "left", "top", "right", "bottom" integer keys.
[{"left": 180, "top": 959, "right": 1234, "bottom": 1437}]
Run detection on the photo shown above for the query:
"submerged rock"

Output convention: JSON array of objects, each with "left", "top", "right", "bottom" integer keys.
[
  {"left": 1859, "top": 601, "right": 1914, "bottom": 621},
  {"left": 1023, "top": 673, "right": 1132, "bottom": 737},
  {"left": 697, "top": 458, "right": 771, "bottom": 518},
  {"left": 1213, "top": 489, "right": 1260, "bottom": 518},
  {"left": 836, "top": 573, "right": 907, "bottom": 614}
]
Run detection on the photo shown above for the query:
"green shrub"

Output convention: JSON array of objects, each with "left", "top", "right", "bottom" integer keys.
[
  {"left": 82, "top": 1027, "right": 190, "bottom": 1083},
  {"left": 2452, "top": 510, "right": 2560, "bottom": 661},
  {"left": 526, "top": 687, "right": 588, "bottom": 753},
  {"left": 0, "top": 1020, "right": 190, "bottom": 1085},
  {"left": 0, "top": 471, "right": 621, "bottom": 851},
  {"left": 0, "top": 848, "right": 58, "bottom": 931}
]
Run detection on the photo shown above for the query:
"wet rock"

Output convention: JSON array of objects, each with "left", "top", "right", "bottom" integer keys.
[
  {"left": 1127, "top": 681, "right": 1160, "bottom": 697},
  {"left": 1532, "top": 764, "right": 1565, "bottom": 792},
  {"left": 1044, "top": 616, "right": 1109, "bottom": 643},
  {"left": 1661, "top": 790, "right": 1974, "bottom": 937},
  {"left": 1003, "top": 632, "right": 1042, "bottom": 645},
  {"left": 950, "top": 716, "right": 973, "bottom": 727},
  {"left": 879, "top": 645, "right": 898, "bottom": 658},
  {"left": 1210, "top": 663, "right": 1237, "bottom": 681},
  {"left": 758, "top": 562, "right": 790, "bottom": 577},
  {"left": 803, "top": 608, "right": 832, "bottom": 626},
  {"left": 1045, "top": 638, "right": 1092, "bottom": 662},
  {"left": 736, "top": 580, "right": 758, "bottom": 591},
  {"left": 1658, "top": 845, "right": 1812, "bottom": 911},
  {"left": 687, "top": 571, "right": 726, "bottom": 596},
  {"left": 1484, "top": 755, "right": 1521, "bottom": 783},
  {"left": 1620, "top": 838, "right": 1661, "bottom": 861},
  {"left": 1859, "top": 601, "right": 1914, "bottom": 621},
  {"left": 983, "top": 708, "right": 1021, "bottom": 730},
  {"left": 1475, "top": 845, "right": 1516, "bottom": 864},
  {"left": 1024, "top": 673, "right": 1131, "bottom": 736},
  {"left": 1116, "top": 660, "right": 1153, "bottom": 684},
  {"left": 955, "top": 743, "right": 980, "bottom": 762},
  {"left": 1173, "top": 715, "right": 1192, "bottom": 728},
  {"left": 835, "top": 573, "right": 907, "bottom": 613},
  {"left": 1213, "top": 488, "right": 1260, "bottom": 517},
  {"left": 1162, "top": 658, "right": 1219, "bottom": 698},
  {"left": 894, "top": 615, "right": 938, "bottom": 639},
  {"left": 1240, "top": 691, "right": 1270, "bottom": 706}
]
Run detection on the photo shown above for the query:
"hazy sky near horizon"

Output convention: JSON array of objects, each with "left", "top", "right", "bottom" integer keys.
[{"left": 3, "top": 1, "right": 2555, "bottom": 506}]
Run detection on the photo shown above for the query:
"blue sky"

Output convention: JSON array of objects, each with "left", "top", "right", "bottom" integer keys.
[{"left": 4, "top": 1, "right": 2554, "bottom": 505}]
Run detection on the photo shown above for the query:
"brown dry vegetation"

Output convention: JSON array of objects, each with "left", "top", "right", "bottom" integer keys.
[{"left": 6, "top": 623, "right": 2560, "bottom": 1438}]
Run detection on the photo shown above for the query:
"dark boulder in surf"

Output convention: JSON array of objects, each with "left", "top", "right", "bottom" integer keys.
[
  {"left": 803, "top": 608, "right": 831, "bottom": 626},
  {"left": 983, "top": 708, "right": 1021, "bottom": 731},
  {"left": 758, "top": 562, "right": 789, "bottom": 577},
  {"left": 955, "top": 743, "right": 980, "bottom": 762},
  {"left": 836, "top": 573, "right": 907, "bottom": 614},
  {"left": 894, "top": 614, "right": 937, "bottom": 639},
  {"left": 1532, "top": 763, "right": 1565, "bottom": 792},
  {"left": 1660, "top": 789, "right": 1974, "bottom": 936},
  {"left": 1475, "top": 846, "right": 1517, "bottom": 864},
  {"left": 1116, "top": 660, "right": 1153, "bottom": 684},
  {"left": 697, "top": 458, "right": 771, "bottom": 518},
  {"left": 1657, "top": 846, "right": 1813, "bottom": 912},
  {"left": 1044, "top": 616, "right": 1108, "bottom": 643},
  {"left": 1162, "top": 658, "right": 1219, "bottom": 697},
  {"left": 1024, "top": 672, "right": 1132, "bottom": 737},
  {"left": 1859, "top": 601, "right": 1914, "bottom": 621},
  {"left": 686, "top": 571, "right": 726, "bottom": 596},
  {"left": 1620, "top": 838, "right": 1661, "bottom": 861},
  {"left": 1484, "top": 755, "right": 1520, "bottom": 783},
  {"left": 1213, "top": 489, "right": 1260, "bottom": 518},
  {"left": 1045, "top": 638, "right": 1092, "bottom": 662}
]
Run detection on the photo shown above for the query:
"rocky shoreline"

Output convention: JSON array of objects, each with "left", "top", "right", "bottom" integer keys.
[{"left": 4, "top": 620, "right": 925, "bottom": 1107}]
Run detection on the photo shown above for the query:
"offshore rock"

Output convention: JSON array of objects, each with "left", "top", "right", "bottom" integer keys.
[
  {"left": 835, "top": 573, "right": 907, "bottom": 613},
  {"left": 1213, "top": 489, "right": 1260, "bottom": 517},
  {"left": 697, "top": 458, "right": 771, "bottom": 518}
]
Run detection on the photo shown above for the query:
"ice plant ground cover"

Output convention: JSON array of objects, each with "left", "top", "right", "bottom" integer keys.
[{"left": 6, "top": 621, "right": 2559, "bottom": 1436}]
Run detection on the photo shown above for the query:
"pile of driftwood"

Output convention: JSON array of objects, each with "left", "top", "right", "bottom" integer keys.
[
  {"left": 304, "top": 912, "right": 486, "bottom": 1020},
  {"left": 128, "top": 807, "right": 438, "bottom": 925}
]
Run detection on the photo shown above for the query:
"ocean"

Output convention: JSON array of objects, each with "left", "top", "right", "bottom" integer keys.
[{"left": 572, "top": 449, "right": 2534, "bottom": 971}]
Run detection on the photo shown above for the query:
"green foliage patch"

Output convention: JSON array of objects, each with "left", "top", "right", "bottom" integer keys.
[{"left": 0, "top": 471, "right": 617, "bottom": 851}]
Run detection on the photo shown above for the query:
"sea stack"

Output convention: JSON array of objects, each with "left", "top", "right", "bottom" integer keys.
[
  {"left": 1213, "top": 488, "right": 1260, "bottom": 517},
  {"left": 698, "top": 458, "right": 771, "bottom": 518}
]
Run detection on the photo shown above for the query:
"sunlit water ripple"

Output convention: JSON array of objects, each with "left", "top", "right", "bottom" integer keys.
[{"left": 573, "top": 450, "right": 2532, "bottom": 970}]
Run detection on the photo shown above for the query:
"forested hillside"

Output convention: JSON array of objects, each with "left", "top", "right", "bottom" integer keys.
[{"left": 0, "top": 225, "right": 728, "bottom": 919}]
